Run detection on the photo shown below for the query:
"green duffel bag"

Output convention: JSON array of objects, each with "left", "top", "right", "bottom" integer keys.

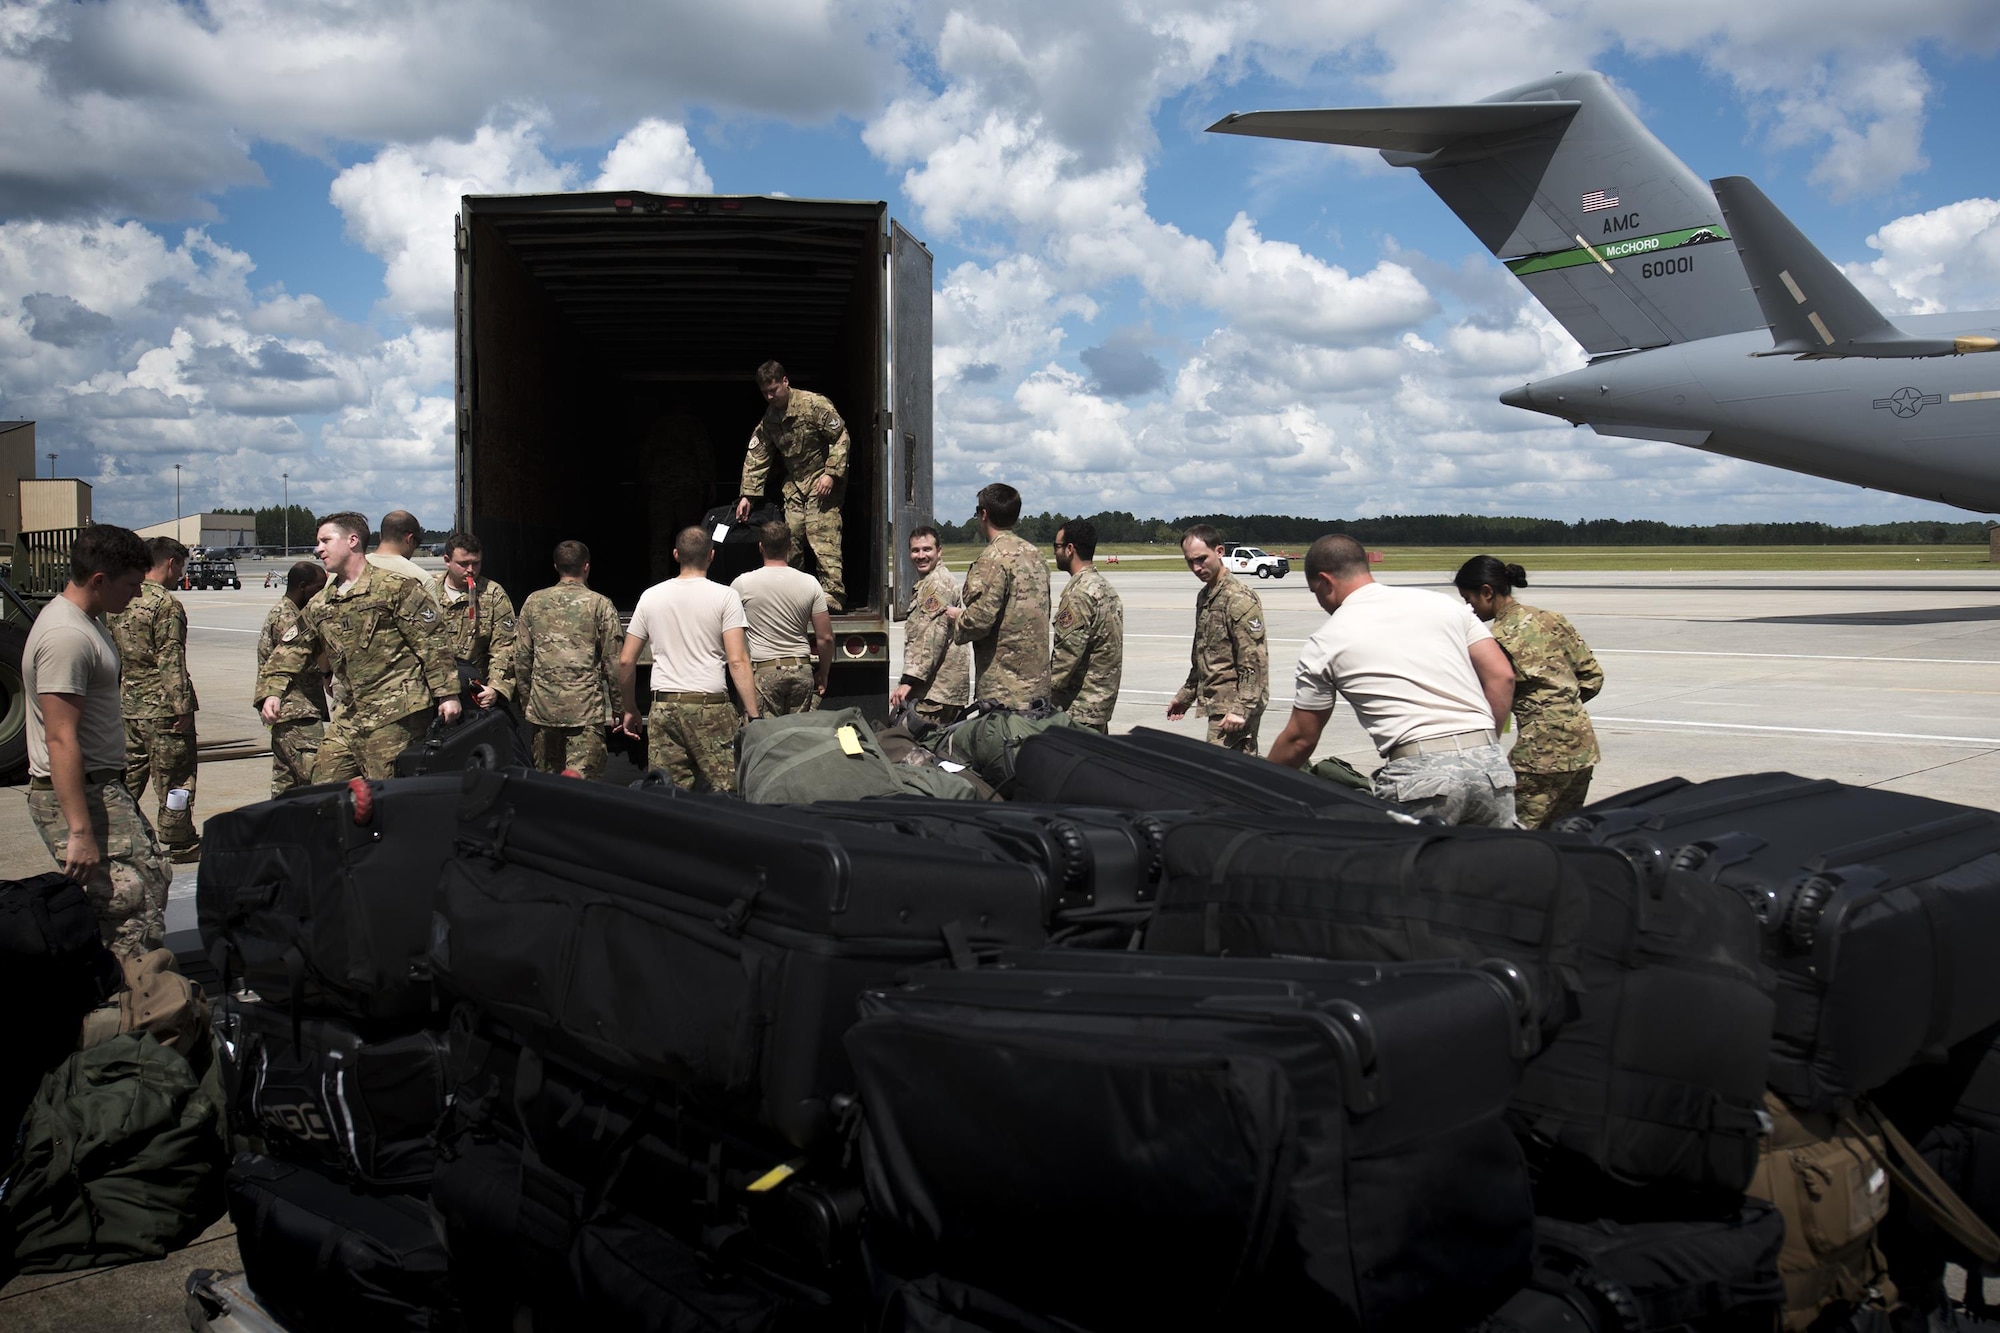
[
  {"left": 737, "top": 708, "right": 908, "bottom": 803},
  {"left": 3, "top": 1032, "right": 225, "bottom": 1275},
  {"left": 935, "top": 703, "right": 1078, "bottom": 798},
  {"left": 1310, "top": 755, "right": 1374, "bottom": 792},
  {"left": 888, "top": 764, "right": 988, "bottom": 801}
]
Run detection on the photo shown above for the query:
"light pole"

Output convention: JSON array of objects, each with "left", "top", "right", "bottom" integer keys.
[
  {"left": 282, "top": 472, "right": 289, "bottom": 556},
  {"left": 45, "top": 453, "right": 54, "bottom": 479},
  {"left": 174, "top": 464, "right": 182, "bottom": 542}
]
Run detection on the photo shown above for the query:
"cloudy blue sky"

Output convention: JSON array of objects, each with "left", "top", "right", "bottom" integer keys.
[{"left": 2, "top": 0, "right": 1997, "bottom": 533}]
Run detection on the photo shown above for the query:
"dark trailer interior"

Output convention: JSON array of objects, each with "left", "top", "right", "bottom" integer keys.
[{"left": 456, "top": 193, "right": 890, "bottom": 613}]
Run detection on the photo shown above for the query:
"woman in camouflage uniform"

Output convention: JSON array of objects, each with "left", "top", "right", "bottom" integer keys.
[{"left": 1454, "top": 556, "right": 1604, "bottom": 828}]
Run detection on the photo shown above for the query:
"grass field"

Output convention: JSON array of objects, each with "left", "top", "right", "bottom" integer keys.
[{"left": 938, "top": 543, "right": 1998, "bottom": 572}]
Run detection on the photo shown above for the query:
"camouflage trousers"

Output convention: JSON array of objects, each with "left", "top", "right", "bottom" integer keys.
[
  {"left": 27, "top": 779, "right": 170, "bottom": 959},
  {"left": 532, "top": 724, "right": 609, "bottom": 781},
  {"left": 913, "top": 694, "right": 965, "bottom": 729},
  {"left": 1372, "top": 744, "right": 1519, "bottom": 828},
  {"left": 270, "top": 718, "right": 325, "bottom": 797},
  {"left": 1206, "top": 711, "right": 1262, "bottom": 757},
  {"left": 783, "top": 477, "right": 845, "bottom": 611},
  {"left": 648, "top": 698, "right": 740, "bottom": 792},
  {"left": 1513, "top": 767, "right": 1594, "bottom": 830},
  {"left": 312, "top": 710, "right": 433, "bottom": 783},
  {"left": 752, "top": 660, "right": 818, "bottom": 718},
  {"left": 124, "top": 716, "right": 198, "bottom": 848}
]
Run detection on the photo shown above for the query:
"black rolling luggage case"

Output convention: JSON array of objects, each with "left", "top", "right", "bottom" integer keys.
[
  {"left": 1560, "top": 772, "right": 2000, "bottom": 1109},
  {"left": 392, "top": 698, "right": 530, "bottom": 777},
  {"left": 1011, "top": 724, "right": 1408, "bottom": 821},
  {"left": 434, "top": 768, "right": 1049, "bottom": 1149},
  {"left": 226, "top": 1154, "right": 456, "bottom": 1333},
  {"left": 198, "top": 776, "right": 462, "bottom": 1021},
  {"left": 1479, "top": 1205, "right": 1787, "bottom": 1332},
  {"left": 215, "top": 996, "right": 448, "bottom": 1188},
  {"left": 847, "top": 952, "right": 1535, "bottom": 1331},
  {"left": 1143, "top": 816, "right": 1777, "bottom": 1194},
  {"left": 796, "top": 801, "right": 1167, "bottom": 945},
  {"left": 1, "top": 872, "right": 121, "bottom": 1133}
]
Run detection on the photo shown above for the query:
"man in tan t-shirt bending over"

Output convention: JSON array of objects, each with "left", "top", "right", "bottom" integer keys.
[
  {"left": 24, "top": 525, "right": 173, "bottom": 957},
  {"left": 731, "top": 521, "right": 833, "bottom": 717},
  {"left": 618, "top": 527, "right": 761, "bottom": 791}
]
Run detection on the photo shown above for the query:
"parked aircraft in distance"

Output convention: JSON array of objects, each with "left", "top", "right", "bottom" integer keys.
[{"left": 1209, "top": 72, "right": 2000, "bottom": 514}]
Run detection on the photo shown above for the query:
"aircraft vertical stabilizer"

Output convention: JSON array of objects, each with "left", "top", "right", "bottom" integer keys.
[
  {"left": 1712, "top": 175, "right": 1999, "bottom": 358},
  {"left": 1209, "top": 71, "right": 1767, "bottom": 355}
]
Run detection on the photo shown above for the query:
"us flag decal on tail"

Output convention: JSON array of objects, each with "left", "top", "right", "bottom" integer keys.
[{"left": 1582, "top": 190, "right": 1620, "bottom": 212}]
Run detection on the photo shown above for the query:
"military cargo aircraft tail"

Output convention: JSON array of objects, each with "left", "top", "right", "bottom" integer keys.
[
  {"left": 1209, "top": 71, "right": 1767, "bottom": 356},
  {"left": 1713, "top": 175, "right": 2000, "bottom": 359}
]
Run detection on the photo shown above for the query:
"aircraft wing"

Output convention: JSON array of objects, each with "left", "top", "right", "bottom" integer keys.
[{"left": 1206, "top": 103, "right": 1580, "bottom": 155}]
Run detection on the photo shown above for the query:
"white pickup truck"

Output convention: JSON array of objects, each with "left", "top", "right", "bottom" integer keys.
[{"left": 1221, "top": 545, "right": 1290, "bottom": 579}]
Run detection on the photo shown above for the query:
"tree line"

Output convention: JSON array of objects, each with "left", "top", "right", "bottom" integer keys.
[{"left": 927, "top": 510, "right": 1992, "bottom": 547}]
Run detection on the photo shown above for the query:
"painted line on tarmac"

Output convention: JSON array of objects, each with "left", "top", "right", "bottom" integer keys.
[
  {"left": 1598, "top": 648, "right": 2000, "bottom": 666},
  {"left": 1595, "top": 717, "right": 2000, "bottom": 746}
]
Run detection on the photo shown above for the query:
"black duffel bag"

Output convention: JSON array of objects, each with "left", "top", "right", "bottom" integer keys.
[
  {"left": 1144, "top": 816, "right": 1778, "bottom": 1196},
  {"left": 848, "top": 951, "right": 1535, "bottom": 1331},
  {"left": 1560, "top": 771, "right": 2000, "bottom": 1110},
  {"left": 198, "top": 776, "right": 461, "bottom": 1022},
  {"left": 226, "top": 1153, "right": 456, "bottom": 1333},
  {"left": 434, "top": 768, "right": 1048, "bottom": 1149},
  {"left": 215, "top": 996, "right": 449, "bottom": 1189},
  {"left": 1012, "top": 724, "right": 1408, "bottom": 821},
  {"left": 392, "top": 694, "right": 531, "bottom": 777},
  {"left": 1479, "top": 1204, "right": 1787, "bottom": 1332}
]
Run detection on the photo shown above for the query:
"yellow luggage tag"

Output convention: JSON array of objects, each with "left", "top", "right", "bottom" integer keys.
[
  {"left": 837, "top": 725, "right": 864, "bottom": 756},
  {"left": 747, "top": 1161, "right": 799, "bottom": 1193}
]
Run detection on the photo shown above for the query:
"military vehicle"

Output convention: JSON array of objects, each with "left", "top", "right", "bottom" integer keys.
[
  {"left": 185, "top": 557, "right": 241, "bottom": 591},
  {"left": 1209, "top": 71, "right": 2000, "bottom": 514},
  {"left": 453, "top": 192, "right": 934, "bottom": 713}
]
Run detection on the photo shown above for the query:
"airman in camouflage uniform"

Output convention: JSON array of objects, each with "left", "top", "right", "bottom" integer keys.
[
  {"left": 1490, "top": 601, "right": 1604, "bottom": 828},
  {"left": 109, "top": 543, "right": 199, "bottom": 854},
  {"left": 255, "top": 573, "right": 329, "bottom": 796},
  {"left": 515, "top": 570, "right": 622, "bottom": 780},
  {"left": 737, "top": 363, "right": 850, "bottom": 610},
  {"left": 1049, "top": 521, "right": 1123, "bottom": 732},
  {"left": 429, "top": 536, "right": 518, "bottom": 704},
  {"left": 889, "top": 527, "right": 971, "bottom": 727},
  {"left": 1168, "top": 531, "right": 1268, "bottom": 754},
  {"left": 951, "top": 489, "right": 1051, "bottom": 709},
  {"left": 258, "top": 516, "right": 459, "bottom": 783}
]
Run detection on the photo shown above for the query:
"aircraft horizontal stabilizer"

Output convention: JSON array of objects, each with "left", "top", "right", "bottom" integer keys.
[
  {"left": 1713, "top": 176, "right": 1998, "bottom": 359},
  {"left": 1206, "top": 102, "right": 1579, "bottom": 155}
]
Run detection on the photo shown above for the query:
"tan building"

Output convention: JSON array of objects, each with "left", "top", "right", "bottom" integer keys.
[
  {"left": 20, "top": 479, "right": 91, "bottom": 532},
  {"left": 135, "top": 512, "right": 257, "bottom": 549},
  {"left": 0, "top": 420, "right": 34, "bottom": 554}
]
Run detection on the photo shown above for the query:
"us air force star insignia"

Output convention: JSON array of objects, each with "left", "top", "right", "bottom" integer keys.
[
  {"left": 1873, "top": 386, "right": 1942, "bottom": 417},
  {"left": 280, "top": 626, "right": 298, "bottom": 643}
]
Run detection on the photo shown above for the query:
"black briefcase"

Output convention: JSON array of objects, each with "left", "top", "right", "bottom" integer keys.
[
  {"left": 215, "top": 996, "right": 448, "bottom": 1189},
  {"left": 434, "top": 768, "right": 1049, "bottom": 1149},
  {"left": 1560, "top": 772, "right": 2000, "bottom": 1109},
  {"left": 1012, "top": 724, "right": 1408, "bottom": 821},
  {"left": 847, "top": 952, "right": 1535, "bottom": 1330},
  {"left": 392, "top": 697, "right": 530, "bottom": 777},
  {"left": 226, "top": 1154, "right": 456, "bottom": 1333},
  {"left": 198, "top": 776, "right": 461, "bottom": 1021},
  {"left": 1478, "top": 1205, "right": 1786, "bottom": 1332},
  {"left": 795, "top": 801, "right": 1168, "bottom": 945}
]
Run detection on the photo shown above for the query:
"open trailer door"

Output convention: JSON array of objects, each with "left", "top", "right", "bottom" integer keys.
[{"left": 886, "top": 220, "right": 933, "bottom": 622}]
